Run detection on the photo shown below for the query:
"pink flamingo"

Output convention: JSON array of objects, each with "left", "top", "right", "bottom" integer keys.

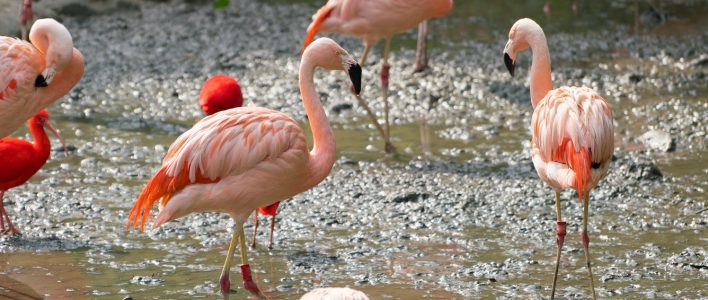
[
  {"left": 503, "top": 18, "right": 614, "bottom": 299},
  {"left": 0, "top": 18, "right": 84, "bottom": 138},
  {"left": 126, "top": 38, "right": 361, "bottom": 299},
  {"left": 19, "top": 0, "right": 33, "bottom": 40},
  {"left": 198, "top": 74, "right": 281, "bottom": 249},
  {"left": 0, "top": 109, "right": 65, "bottom": 235},
  {"left": 303, "top": 0, "right": 453, "bottom": 153},
  {"left": 300, "top": 287, "right": 369, "bottom": 300}
]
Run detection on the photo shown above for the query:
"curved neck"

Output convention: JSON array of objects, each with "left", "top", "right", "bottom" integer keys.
[
  {"left": 37, "top": 49, "right": 84, "bottom": 108},
  {"left": 527, "top": 31, "right": 553, "bottom": 107},
  {"left": 299, "top": 58, "right": 336, "bottom": 186},
  {"left": 28, "top": 121, "right": 51, "bottom": 162}
]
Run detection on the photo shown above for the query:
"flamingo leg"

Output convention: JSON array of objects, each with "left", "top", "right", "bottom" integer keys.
[
  {"left": 237, "top": 224, "right": 264, "bottom": 297},
  {"left": 219, "top": 225, "right": 240, "bottom": 299},
  {"left": 581, "top": 191, "right": 597, "bottom": 300},
  {"left": 551, "top": 190, "right": 566, "bottom": 299},
  {"left": 360, "top": 44, "right": 371, "bottom": 66},
  {"left": 381, "top": 37, "right": 392, "bottom": 146},
  {"left": 267, "top": 215, "right": 276, "bottom": 250},
  {"left": 251, "top": 212, "right": 259, "bottom": 249},
  {"left": 412, "top": 20, "right": 429, "bottom": 73}
]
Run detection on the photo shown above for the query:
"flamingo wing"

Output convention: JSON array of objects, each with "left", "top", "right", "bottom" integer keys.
[
  {"left": 0, "top": 37, "right": 44, "bottom": 137},
  {"left": 127, "top": 107, "right": 306, "bottom": 231},
  {"left": 531, "top": 87, "right": 614, "bottom": 194}
]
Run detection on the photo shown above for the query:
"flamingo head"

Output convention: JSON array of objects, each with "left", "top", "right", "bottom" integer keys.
[
  {"left": 29, "top": 19, "right": 75, "bottom": 86},
  {"left": 503, "top": 18, "right": 543, "bottom": 77},
  {"left": 32, "top": 109, "right": 67, "bottom": 156},
  {"left": 303, "top": 38, "right": 362, "bottom": 95},
  {"left": 199, "top": 74, "right": 244, "bottom": 115}
]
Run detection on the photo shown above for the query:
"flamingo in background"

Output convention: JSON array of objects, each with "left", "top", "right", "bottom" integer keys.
[
  {"left": 0, "top": 110, "right": 66, "bottom": 235},
  {"left": 503, "top": 18, "right": 614, "bottom": 299},
  {"left": 303, "top": 0, "right": 453, "bottom": 153},
  {"left": 0, "top": 18, "right": 84, "bottom": 138},
  {"left": 127, "top": 38, "right": 361, "bottom": 299},
  {"left": 198, "top": 74, "right": 281, "bottom": 249},
  {"left": 300, "top": 287, "right": 369, "bottom": 300},
  {"left": 19, "top": 0, "right": 33, "bottom": 40}
]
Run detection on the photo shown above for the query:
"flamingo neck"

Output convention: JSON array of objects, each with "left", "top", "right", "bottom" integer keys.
[
  {"left": 526, "top": 28, "right": 553, "bottom": 108},
  {"left": 299, "top": 59, "right": 336, "bottom": 187},
  {"left": 37, "top": 49, "right": 85, "bottom": 109},
  {"left": 28, "top": 120, "right": 51, "bottom": 163}
]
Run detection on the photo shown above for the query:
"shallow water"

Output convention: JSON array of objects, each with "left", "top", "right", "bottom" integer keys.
[{"left": 1, "top": 0, "right": 707, "bottom": 299}]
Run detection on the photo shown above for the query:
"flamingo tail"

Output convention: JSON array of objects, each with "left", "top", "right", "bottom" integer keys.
[
  {"left": 566, "top": 142, "right": 592, "bottom": 202},
  {"left": 126, "top": 167, "right": 173, "bottom": 232}
]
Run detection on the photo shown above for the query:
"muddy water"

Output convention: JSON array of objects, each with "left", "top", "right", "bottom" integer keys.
[{"left": 2, "top": 0, "right": 707, "bottom": 299}]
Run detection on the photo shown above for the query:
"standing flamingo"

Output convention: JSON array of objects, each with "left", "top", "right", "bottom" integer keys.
[
  {"left": 303, "top": 0, "right": 453, "bottom": 153},
  {"left": 503, "top": 18, "right": 614, "bottom": 299},
  {"left": 19, "top": 0, "right": 33, "bottom": 40},
  {"left": 127, "top": 38, "right": 361, "bottom": 299},
  {"left": 300, "top": 287, "right": 369, "bottom": 300},
  {"left": 198, "top": 74, "right": 281, "bottom": 249},
  {"left": 0, "top": 18, "right": 84, "bottom": 138},
  {"left": 0, "top": 109, "right": 66, "bottom": 235}
]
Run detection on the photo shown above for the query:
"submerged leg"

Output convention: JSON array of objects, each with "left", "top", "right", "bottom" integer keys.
[
  {"left": 551, "top": 190, "right": 566, "bottom": 299},
  {"left": 268, "top": 215, "right": 276, "bottom": 250},
  {"left": 381, "top": 37, "right": 392, "bottom": 146},
  {"left": 581, "top": 192, "right": 597, "bottom": 300},
  {"left": 412, "top": 20, "right": 429, "bottom": 73},
  {"left": 219, "top": 225, "right": 240, "bottom": 299},
  {"left": 251, "top": 212, "right": 260, "bottom": 249},
  {"left": 238, "top": 224, "right": 263, "bottom": 297}
]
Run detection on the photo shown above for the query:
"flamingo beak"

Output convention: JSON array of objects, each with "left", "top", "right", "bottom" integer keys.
[
  {"left": 44, "top": 120, "right": 68, "bottom": 157},
  {"left": 347, "top": 63, "right": 362, "bottom": 96},
  {"left": 35, "top": 74, "right": 48, "bottom": 87},
  {"left": 504, "top": 52, "right": 515, "bottom": 77},
  {"left": 41, "top": 68, "right": 57, "bottom": 86}
]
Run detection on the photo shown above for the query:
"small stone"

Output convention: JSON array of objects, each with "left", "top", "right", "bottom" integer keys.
[{"left": 638, "top": 130, "right": 674, "bottom": 152}]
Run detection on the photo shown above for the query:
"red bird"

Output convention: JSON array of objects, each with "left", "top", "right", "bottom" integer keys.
[
  {"left": 0, "top": 109, "right": 65, "bottom": 235},
  {"left": 198, "top": 74, "right": 280, "bottom": 249}
]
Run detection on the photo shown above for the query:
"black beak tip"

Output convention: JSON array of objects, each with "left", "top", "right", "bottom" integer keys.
[
  {"left": 504, "top": 53, "right": 515, "bottom": 77},
  {"left": 35, "top": 74, "right": 48, "bottom": 87},
  {"left": 348, "top": 63, "right": 362, "bottom": 95}
]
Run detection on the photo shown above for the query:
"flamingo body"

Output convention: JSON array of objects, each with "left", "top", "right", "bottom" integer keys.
[
  {"left": 0, "top": 109, "right": 63, "bottom": 235},
  {"left": 305, "top": 0, "right": 453, "bottom": 48},
  {"left": 128, "top": 107, "right": 312, "bottom": 230},
  {"left": 0, "top": 18, "right": 84, "bottom": 138},
  {"left": 531, "top": 86, "right": 614, "bottom": 196}
]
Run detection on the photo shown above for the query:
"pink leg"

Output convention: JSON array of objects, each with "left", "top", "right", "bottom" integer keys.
[
  {"left": 251, "top": 212, "right": 259, "bottom": 249},
  {"left": 551, "top": 191, "right": 564, "bottom": 299},
  {"left": 268, "top": 215, "right": 276, "bottom": 250},
  {"left": 581, "top": 192, "right": 597, "bottom": 300},
  {"left": 412, "top": 20, "right": 429, "bottom": 73},
  {"left": 240, "top": 264, "right": 262, "bottom": 296}
]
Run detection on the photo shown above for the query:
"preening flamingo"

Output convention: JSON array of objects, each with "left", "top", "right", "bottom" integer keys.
[
  {"left": 503, "top": 18, "right": 614, "bottom": 299},
  {"left": 0, "top": 109, "right": 65, "bottom": 235},
  {"left": 198, "top": 74, "right": 281, "bottom": 249},
  {"left": 303, "top": 0, "right": 453, "bottom": 153},
  {"left": 300, "top": 287, "right": 369, "bottom": 300},
  {"left": 127, "top": 38, "right": 361, "bottom": 299},
  {"left": 19, "top": 0, "right": 33, "bottom": 40},
  {"left": 0, "top": 18, "right": 84, "bottom": 138}
]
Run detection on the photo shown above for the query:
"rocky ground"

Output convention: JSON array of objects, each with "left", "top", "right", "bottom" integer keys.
[{"left": 0, "top": 0, "right": 706, "bottom": 299}]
